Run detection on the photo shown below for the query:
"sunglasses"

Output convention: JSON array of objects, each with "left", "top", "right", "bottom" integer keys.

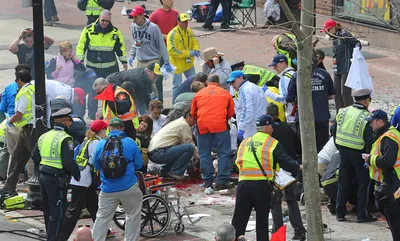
[{"left": 100, "top": 19, "right": 110, "bottom": 23}]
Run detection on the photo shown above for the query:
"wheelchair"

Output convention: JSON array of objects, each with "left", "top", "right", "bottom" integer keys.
[{"left": 113, "top": 172, "right": 197, "bottom": 237}]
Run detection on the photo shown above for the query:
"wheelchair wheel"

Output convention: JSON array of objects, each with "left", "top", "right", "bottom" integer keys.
[
  {"left": 174, "top": 222, "right": 184, "bottom": 234},
  {"left": 113, "top": 210, "right": 126, "bottom": 230},
  {"left": 140, "top": 194, "right": 171, "bottom": 237}
]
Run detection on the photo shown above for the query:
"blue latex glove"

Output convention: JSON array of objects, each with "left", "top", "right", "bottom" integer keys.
[
  {"left": 237, "top": 130, "right": 245, "bottom": 141},
  {"left": 128, "top": 57, "right": 134, "bottom": 67},
  {"left": 189, "top": 51, "right": 196, "bottom": 57},
  {"left": 194, "top": 50, "right": 201, "bottom": 58},
  {"left": 292, "top": 58, "right": 297, "bottom": 65},
  {"left": 163, "top": 63, "right": 172, "bottom": 72},
  {"left": 6, "top": 121, "right": 13, "bottom": 127},
  {"left": 262, "top": 84, "right": 268, "bottom": 92}
]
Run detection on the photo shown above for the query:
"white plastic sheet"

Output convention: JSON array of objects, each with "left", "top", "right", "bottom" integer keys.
[{"left": 345, "top": 47, "right": 374, "bottom": 94}]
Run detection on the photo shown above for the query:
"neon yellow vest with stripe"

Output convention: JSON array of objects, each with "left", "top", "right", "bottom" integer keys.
[
  {"left": 0, "top": 120, "right": 6, "bottom": 143},
  {"left": 242, "top": 65, "right": 276, "bottom": 87},
  {"left": 335, "top": 106, "right": 370, "bottom": 150},
  {"left": 14, "top": 84, "right": 34, "bottom": 128},
  {"left": 276, "top": 33, "right": 297, "bottom": 68},
  {"left": 236, "top": 132, "right": 280, "bottom": 181},
  {"left": 85, "top": 0, "right": 103, "bottom": 16},
  {"left": 38, "top": 130, "right": 72, "bottom": 169},
  {"left": 76, "top": 138, "right": 97, "bottom": 171},
  {"left": 369, "top": 126, "right": 400, "bottom": 182}
]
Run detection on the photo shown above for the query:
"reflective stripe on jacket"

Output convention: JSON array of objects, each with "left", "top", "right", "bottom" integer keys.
[
  {"left": 369, "top": 126, "right": 400, "bottom": 182},
  {"left": 236, "top": 132, "right": 279, "bottom": 181},
  {"left": 335, "top": 106, "right": 369, "bottom": 150},
  {"left": 242, "top": 64, "right": 276, "bottom": 87},
  {"left": 86, "top": 0, "right": 102, "bottom": 16},
  {"left": 76, "top": 20, "right": 127, "bottom": 69},
  {"left": 102, "top": 86, "right": 139, "bottom": 129},
  {"left": 38, "top": 130, "right": 71, "bottom": 169},
  {"left": 14, "top": 84, "right": 34, "bottom": 128},
  {"left": 0, "top": 120, "right": 6, "bottom": 143}
]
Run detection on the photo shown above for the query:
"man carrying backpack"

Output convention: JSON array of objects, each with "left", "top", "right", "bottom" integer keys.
[{"left": 92, "top": 117, "right": 144, "bottom": 241}]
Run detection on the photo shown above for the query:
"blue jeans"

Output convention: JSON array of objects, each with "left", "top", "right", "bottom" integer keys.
[
  {"left": 197, "top": 130, "right": 231, "bottom": 186},
  {"left": 44, "top": 0, "right": 57, "bottom": 22},
  {"left": 172, "top": 67, "right": 196, "bottom": 102},
  {"left": 149, "top": 144, "right": 195, "bottom": 176}
]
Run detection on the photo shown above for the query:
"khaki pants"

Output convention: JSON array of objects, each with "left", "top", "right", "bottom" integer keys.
[
  {"left": 5, "top": 125, "right": 20, "bottom": 155},
  {"left": 93, "top": 183, "right": 143, "bottom": 241}
]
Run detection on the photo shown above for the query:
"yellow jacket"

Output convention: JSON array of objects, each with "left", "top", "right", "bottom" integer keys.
[
  {"left": 167, "top": 25, "right": 200, "bottom": 74},
  {"left": 266, "top": 87, "right": 286, "bottom": 122}
]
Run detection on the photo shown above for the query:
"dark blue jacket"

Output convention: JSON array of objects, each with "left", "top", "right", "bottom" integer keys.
[
  {"left": 0, "top": 82, "right": 18, "bottom": 117},
  {"left": 93, "top": 130, "right": 143, "bottom": 193},
  {"left": 173, "top": 75, "right": 195, "bottom": 101}
]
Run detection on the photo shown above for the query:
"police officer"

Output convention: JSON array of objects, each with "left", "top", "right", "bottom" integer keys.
[
  {"left": 76, "top": 9, "right": 127, "bottom": 119},
  {"left": 85, "top": 0, "right": 103, "bottom": 25},
  {"left": 331, "top": 88, "right": 376, "bottom": 222},
  {"left": 231, "top": 114, "right": 301, "bottom": 241},
  {"left": 362, "top": 110, "right": 400, "bottom": 239},
  {"left": 31, "top": 99, "right": 81, "bottom": 241},
  {"left": 93, "top": 77, "right": 139, "bottom": 140},
  {"left": 272, "top": 33, "right": 297, "bottom": 69}
]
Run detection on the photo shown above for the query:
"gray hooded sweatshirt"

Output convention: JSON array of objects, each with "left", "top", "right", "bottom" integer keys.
[{"left": 130, "top": 19, "right": 170, "bottom": 64}]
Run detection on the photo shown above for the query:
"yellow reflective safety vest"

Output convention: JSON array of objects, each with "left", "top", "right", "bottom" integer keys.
[
  {"left": 102, "top": 86, "right": 139, "bottom": 129},
  {"left": 38, "top": 130, "right": 72, "bottom": 169},
  {"left": 335, "top": 106, "right": 370, "bottom": 150},
  {"left": 242, "top": 65, "right": 276, "bottom": 87},
  {"left": 76, "top": 19, "right": 127, "bottom": 69},
  {"left": 85, "top": 0, "right": 102, "bottom": 16},
  {"left": 0, "top": 120, "right": 6, "bottom": 143},
  {"left": 369, "top": 126, "right": 400, "bottom": 182},
  {"left": 14, "top": 83, "right": 35, "bottom": 128},
  {"left": 265, "top": 87, "right": 286, "bottom": 123},
  {"left": 276, "top": 33, "right": 297, "bottom": 68},
  {"left": 236, "top": 132, "right": 280, "bottom": 181},
  {"left": 76, "top": 138, "right": 98, "bottom": 172}
]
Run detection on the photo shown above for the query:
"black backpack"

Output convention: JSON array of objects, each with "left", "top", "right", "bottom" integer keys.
[
  {"left": 97, "top": 0, "right": 115, "bottom": 10},
  {"left": 77, "top": 0, "right": 88, "bottom": 11},
  {"left": 100, "top": 135, "right": 127, "bottom": 178}
]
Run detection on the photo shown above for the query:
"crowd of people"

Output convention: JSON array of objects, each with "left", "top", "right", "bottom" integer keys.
[{"left": 0, "top": 0, "right": 400, "bottom": 241}]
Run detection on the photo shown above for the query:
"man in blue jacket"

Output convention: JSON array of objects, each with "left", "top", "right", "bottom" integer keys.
[{"left": 92, "top": 117, "right": 143, "bottom": 241}]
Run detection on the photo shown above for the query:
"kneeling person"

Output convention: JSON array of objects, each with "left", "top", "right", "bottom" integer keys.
[{"left": 148, "top": 107, "right": 198, "bottom": 180}]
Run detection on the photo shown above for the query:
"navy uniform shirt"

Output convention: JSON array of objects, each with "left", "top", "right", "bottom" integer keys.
[{"left": 286, "top": 67, "right": 335, "bottom": 122}]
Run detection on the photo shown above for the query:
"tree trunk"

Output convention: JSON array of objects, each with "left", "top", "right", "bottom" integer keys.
[{"left": 277, "top": 0, "right": 324, "bottom": 240}]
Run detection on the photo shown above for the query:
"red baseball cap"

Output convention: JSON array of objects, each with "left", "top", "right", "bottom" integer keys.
[
  {"left": 130, "top": 6, "right": 145, "bottom": 17},
  {"left": 90, "top": 120, "right": 108, "bottom": 132},
  {"left": 320, "top": 19, "right": 337, "bottom": 32}
]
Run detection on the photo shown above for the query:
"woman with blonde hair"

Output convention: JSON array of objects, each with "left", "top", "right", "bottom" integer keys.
[
  {"left": 58, "top": 120, "right": 115, "bottom": 240},
  {"left": 46, "top": 41, "right": 85, "bottom": 86}
]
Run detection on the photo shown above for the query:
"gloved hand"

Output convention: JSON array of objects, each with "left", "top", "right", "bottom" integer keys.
[
  {"left": 262, "top": 84, "right": 268, "bottom": 92},
  {"left": 355, "top": 42, "right": 361, "bottom": 49},
  {"left": 237, "top": 130, "right": 245, "bottom": 141},
  {"left": 292, "top": 58, "right": 297, "bottom": 65},
  {"left": 6, "top": 121, "right": 13, "bottom": 127},
  {"left": 190, "top": 50, "right": 196, "bottom": 57},
  {"left": 194, "top": 50, "right": 201, "bottom": 57},
  {"left": 163, "top": 63, "right": 172, "bottom": 72},
  {"left": 128, "top": 57, "right": 134, "bottom": 67}
]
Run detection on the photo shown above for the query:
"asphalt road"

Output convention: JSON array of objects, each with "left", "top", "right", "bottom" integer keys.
[{"left": 0, "top": 215, "right": 45, "bottom": 241}]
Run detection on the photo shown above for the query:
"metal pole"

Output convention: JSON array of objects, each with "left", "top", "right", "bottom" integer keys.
[{"left": 25, "top": 0, "right": 47, "bottom": 208}]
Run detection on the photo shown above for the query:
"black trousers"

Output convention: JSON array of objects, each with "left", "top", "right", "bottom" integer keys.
[
  {"left": 271, "top": 182, "right": 306, "bottom": 235},
  {"left": 87, "top": 15, "right": 99, "bottom": 25},
  {"left": 58, "top": 185, "right": 99, "bottom": 241},
  {"left": 40, "top": 173, "right": 67, "bottom": 241},
  {"left": 204, "top": 0, "right": 231, "bottom": 28},
  {"left": 232, "top": 180, "right": 272, "bottom": 241},
  {"left": 384, "top": 199, "right": 400, "bottom": 241},
  {"left": 315, "top": 120, "right": 329, "bottom": 153},
  {"left": 336, "top": 146, "right": 370, "bottom": 219},
  {"left": 156, "top": 57, "right": 165, "bottom": 103}
]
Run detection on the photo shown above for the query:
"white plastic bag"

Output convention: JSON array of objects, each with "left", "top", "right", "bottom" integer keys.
[
  {"left": 160, "top": 64, "right": 177, "bottom": 80},
  {"left": 345, "top": 47, "right": 374, "bottom": 93},
  {"left": 121, "top": 5, "right": 127, "bottom": 16}
]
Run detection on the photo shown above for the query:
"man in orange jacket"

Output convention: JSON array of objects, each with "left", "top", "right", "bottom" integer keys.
[{"left": 191, "top": 74, "right": 235, "bottom": 190}]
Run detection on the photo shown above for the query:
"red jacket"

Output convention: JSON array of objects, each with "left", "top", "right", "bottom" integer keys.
[{"left": 191, "top": 83, "right": 235, "bottom": 134}]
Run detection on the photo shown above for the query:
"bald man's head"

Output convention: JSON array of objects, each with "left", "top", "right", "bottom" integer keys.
[{"left": 74, "top": 227, "right": 93, "bottom": 241}]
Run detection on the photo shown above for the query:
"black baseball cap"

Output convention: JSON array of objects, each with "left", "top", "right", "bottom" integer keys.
[
  {"left": 256, "top": 114, "right": 279, "bottom": 127},
  {"left": 366, "top": 109, "right": 388, "bottom": 121}
]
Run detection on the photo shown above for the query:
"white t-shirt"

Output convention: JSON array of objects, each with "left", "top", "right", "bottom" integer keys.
[
  {"left": 70, "top": 139, "right": 99, "bottom": 187},
  {"left": 151, "top": 114, "right": 167, "bottom": 138}
]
